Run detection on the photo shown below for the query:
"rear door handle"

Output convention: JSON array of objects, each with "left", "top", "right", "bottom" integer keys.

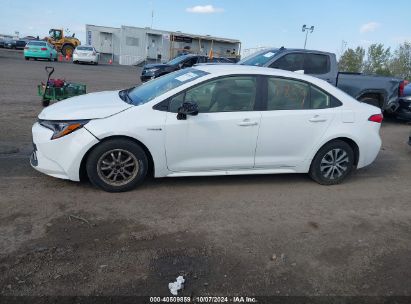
[
  {"left": 309, "top": 115, "right": 327, "bottom": 123},
  {"left": 237, "top": 119, "right": 258, "bottom": 126}
]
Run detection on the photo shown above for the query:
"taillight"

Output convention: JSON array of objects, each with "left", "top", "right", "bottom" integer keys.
[
  {"left": 368, "top": 114, "right": 383, "bottom": 123},
  {"left": 399, "top": 80, "right": 409, "bottom": 97},
  {"left": 41, "top": 47, "right": 47, "bottom": 51}
]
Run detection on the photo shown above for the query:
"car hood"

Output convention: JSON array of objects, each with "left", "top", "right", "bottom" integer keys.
[
  {"left": 38, "top": 90, "right": 133, "bottom": 120},
  {"left": 143, "top": 63, "right": 172, "bottom": 70}
]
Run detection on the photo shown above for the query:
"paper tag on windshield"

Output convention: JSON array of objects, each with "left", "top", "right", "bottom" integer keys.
[
  {"left": 263, "top": 52, "right": 275, "bottom": 58},
  {"left": 175, "top": 72, "right": 198, "bottom": 82}
]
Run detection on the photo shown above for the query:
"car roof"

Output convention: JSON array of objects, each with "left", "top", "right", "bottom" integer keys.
[
  {"left": 252, "top": 47, "right": 334, "bottom": 56},
  {"left": 192, "top": 64, "right": 343, "bottom": 95}
]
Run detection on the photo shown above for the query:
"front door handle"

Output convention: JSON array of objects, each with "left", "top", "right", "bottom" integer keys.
[{"left": 309, "top": 115, "right": 327, "bottom": 123}]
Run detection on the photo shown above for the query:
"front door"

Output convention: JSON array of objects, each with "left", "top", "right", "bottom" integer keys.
[{"left": 165, "top": 75, "right": 261, "bottom": 172}]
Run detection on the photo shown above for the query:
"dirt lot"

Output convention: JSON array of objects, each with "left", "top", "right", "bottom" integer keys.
[{"left": 1, "top": 48, "right": 411, "bottom": 297}]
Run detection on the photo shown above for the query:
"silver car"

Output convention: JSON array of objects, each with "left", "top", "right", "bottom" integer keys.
[{"left": 73, "top": 45, "right": 99, "bottom": 65}]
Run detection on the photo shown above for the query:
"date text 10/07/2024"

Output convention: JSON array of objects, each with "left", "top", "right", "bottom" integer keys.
[{"left": 149, "top": 296, "right": 257, "bottom": 303}]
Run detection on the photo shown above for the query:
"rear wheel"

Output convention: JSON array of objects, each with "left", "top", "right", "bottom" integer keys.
[
  {"left": 309, "top": 140, "right": 354, "bottom": 185},
  {"left": 25, "top": 57, "right": 29, "bottom": 60},
  {"left": 359, "top": 97, "right": 381, "bottom": 109},
  {"left": 86, "top": 139, "right": 148, "bottom": 192}
]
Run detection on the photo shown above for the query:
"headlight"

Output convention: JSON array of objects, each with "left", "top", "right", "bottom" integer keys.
[
  {"left": 147, "top": 68, "right": 159, "bottom": 73},
  {"left": 39, "top": 120, "right": 90, "bottom": 140}
]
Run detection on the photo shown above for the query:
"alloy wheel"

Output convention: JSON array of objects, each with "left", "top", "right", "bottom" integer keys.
[
  {"left": 97, "top": 149, "right": 139, "bottom": 186},
  {"left": 320, "top": 148, "right": 350, "bottom": 180}
]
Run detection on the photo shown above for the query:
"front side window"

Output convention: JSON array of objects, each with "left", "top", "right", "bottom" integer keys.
[
  {"left": 267, "top": 77, "right": 309, "bottom": 110},
  {"left": 170, "top": 76, "right": 257, "bottom": 113},
  {"left": 270, "top": 53, "right": 305, "bottom": 71}
]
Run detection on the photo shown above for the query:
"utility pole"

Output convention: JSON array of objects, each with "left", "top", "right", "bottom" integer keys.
[
  {"left": 150, "top": 1, "right": 154, "bottom": 29},
  {"left": 302, "top": 25, "right": 314, "bottom": 49}
]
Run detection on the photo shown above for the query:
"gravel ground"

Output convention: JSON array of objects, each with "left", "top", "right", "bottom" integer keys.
[{"left": 1, "top": 48, "right": 411, "bottom": 297}]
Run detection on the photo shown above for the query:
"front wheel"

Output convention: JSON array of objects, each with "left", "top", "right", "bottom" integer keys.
[
  {"left": 61, "top": 44, "right": 74, "bottom": 57},
  {"left": 309, "top": 140, "right": 354, "bottom": 185},
  {"left": 86, "top": 139, "right": 148, "bottom": 192}
]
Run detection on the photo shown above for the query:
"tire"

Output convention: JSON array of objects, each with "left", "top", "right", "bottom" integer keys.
[
  {"left": 61, "top": 44, "right": 74, "bottom": 57},
  {"left": 309, "top": 140, "right": 354, "bottom": 185},
  {"left": 42, "top": 99, "right": 50, "bottom": 107},
  {"left": 53, "top": 57, "right": 57, "bottom": 62},
  {"left": 25, "top": 57, "right": 29, "bottom": 61},
  {"left": 86, "top": 139, "right": 148, "bottom": 192},
  {"left": 359, "top": 97, "right": 381, "bottom": 109}
]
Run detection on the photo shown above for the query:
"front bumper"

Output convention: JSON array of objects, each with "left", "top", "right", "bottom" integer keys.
[{"left": 31, "top": 122, "right": 99, "bottom": 181}]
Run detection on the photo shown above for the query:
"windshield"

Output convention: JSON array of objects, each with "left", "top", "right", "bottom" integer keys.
[
  {"left": 77, "top": 46, "right": 94, "bottom": 51},
  {"left": 28, "top": 41, "right": 46, "bottom": 46},
  {"left": 125, "top": 68, "right": 209, "bottom": 106},
  {"left": 167, "top": 55, "right": 192, "bottom": 65},
  {"left": 238, "top": 49, "right": 279, "bottom": 66}
]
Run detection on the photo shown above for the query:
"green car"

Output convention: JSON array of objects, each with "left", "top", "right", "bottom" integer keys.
[{"left": 24, "top": 41, "right": 58, "bottom": 61}]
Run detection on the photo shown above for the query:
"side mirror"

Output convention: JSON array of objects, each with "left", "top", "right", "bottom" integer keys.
[{"left": 177, "top": 101, "right": 199, "bottom": 120}]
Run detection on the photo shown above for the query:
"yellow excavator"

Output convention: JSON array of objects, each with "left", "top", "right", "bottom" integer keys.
[{"left": 45, "top": 29, "right": 80, "bottom": 56}]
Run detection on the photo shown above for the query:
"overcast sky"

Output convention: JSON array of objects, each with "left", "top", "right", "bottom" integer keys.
[{"left": 0, "top": 0, "right": 409, "bottom": 55}]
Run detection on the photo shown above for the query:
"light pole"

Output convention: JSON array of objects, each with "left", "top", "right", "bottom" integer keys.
[{"left": 302, "top": 25, "right": 314, "bottom": 49}]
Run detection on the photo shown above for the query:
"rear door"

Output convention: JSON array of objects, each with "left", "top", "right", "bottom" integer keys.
[{"left": 254, "top": 76, "right": 338, "bottom": 169}]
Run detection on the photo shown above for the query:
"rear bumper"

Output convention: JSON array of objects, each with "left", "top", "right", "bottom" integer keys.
[
  {"left": 395, "top": 97, "right": 411, "bottom": 121},
  {"left": 24, "top": 51, "right": 54, "bottom": 58},
  {"left": 73, "top": 54, "right": 98, "bottom": 62}
]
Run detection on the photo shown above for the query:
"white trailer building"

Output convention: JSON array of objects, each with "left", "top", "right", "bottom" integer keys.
[{"left": 85, "top": 24, "right": 241, "bottom": 65}]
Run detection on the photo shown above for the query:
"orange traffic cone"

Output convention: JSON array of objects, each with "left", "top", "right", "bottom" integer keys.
[
  {"left": 108, "top": 59, "right": 112, "bottom": 64},
  {"left": 59, "top": 54, "right": 63, "bottom": 62}
]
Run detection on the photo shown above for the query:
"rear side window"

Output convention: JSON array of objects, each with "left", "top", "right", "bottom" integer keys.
[
  {"left": 267, "top": 77, "right": 309, "bottom": 110},
  {"left": 270, "top": 53, "right": 304, "bottom": 71},
  {"left": 266, "top": 77, "right": 342, "bottom": 110},
  {"left": 28, "top": 41, "right": 46, "bottom": 47},
  {"left": 304, "top": 54, "right": 330, "bottom": 74}
]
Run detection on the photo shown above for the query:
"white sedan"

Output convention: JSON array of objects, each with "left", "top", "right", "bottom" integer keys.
[
  {"left": 73, "top": 45, "right": 99, "bottom": 65},
  {"left": 31, "top": 65, "right": 382, "bottom": 192}
]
